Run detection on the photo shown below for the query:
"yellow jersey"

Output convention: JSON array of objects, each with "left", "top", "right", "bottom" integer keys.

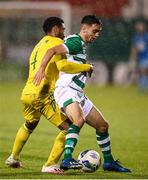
[{"left": 22, "top": 35, "right": 64, "bottom": 95}]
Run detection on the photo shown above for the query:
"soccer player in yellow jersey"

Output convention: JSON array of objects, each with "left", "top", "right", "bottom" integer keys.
[{"left": 5, "top": 17, "right": 93, "bottom": 174}]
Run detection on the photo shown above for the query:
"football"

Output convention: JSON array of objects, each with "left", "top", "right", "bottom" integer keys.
[{"left": 78, "top": 149, "right": 101, "bottom": 172}]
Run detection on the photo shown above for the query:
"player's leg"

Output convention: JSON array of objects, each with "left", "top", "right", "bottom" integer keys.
[
  {"left": 85, "top": 104, "right": 131, "bottom": 172},
  {"left": 43, "top": 117, "right": 71, "bottom": 169},
  {"left": 41, "top": 130, "right": 66, "bottom": 174},
  {"left": 42, "top": 119, "right": 73, "bottom": 174},
  {"left": 5, "top": 94, "right": 41, "bottom": 168},
  {"left": 41, "top": 92, "right": 77, "bottom": 173},
  {"left": 54, "top": 87, "right": 84, "bottom": 170},
  {"left": 58, "top": 102, "right": 84, "bottom": 170},
  {"left": 44, "top": 130, "right": 66, "bottom": 166},
  {"left": 63, "top": 102, "right": 84, "bottom": 157},
  {"left": 5, "top": 120, "right": 39, "bottom": 168},
  {"left": 85, "top": 105, "right": 114, "bottom": 163}
]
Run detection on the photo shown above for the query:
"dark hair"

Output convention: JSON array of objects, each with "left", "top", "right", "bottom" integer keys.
[
  {"left": 81, "top": 15, "right": 102, "bottom": 26},
  {"left": 43, "top": 17, "right": 64, "bottom": 34}
]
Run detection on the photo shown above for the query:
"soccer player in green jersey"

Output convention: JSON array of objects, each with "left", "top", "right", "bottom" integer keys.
[{"left": 33, "top": 15, "right": 131, "bottom": 173}]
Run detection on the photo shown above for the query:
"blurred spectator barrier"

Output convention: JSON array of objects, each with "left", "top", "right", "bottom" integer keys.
[
  {"left": 87, "top": 61, "right": 109, "bottom": 86},
  {"left": 0, "top": 1, "right": 146, "bottom": 85},
  {"left": 112, "top": 62, "right": 137, "bottom": 85}
]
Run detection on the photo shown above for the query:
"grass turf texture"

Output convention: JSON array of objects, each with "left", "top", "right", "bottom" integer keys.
[{"left": 0, "top": 82, "right": 148, "bottom": 179}]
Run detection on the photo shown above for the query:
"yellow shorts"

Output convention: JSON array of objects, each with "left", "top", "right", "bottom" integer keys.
[{"left": 21, "top": 92, "right": 66, "bottom": 127}]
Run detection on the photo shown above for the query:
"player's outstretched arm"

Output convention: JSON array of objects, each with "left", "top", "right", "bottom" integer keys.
[
  {"left": 33, "top": 44, "right": 94, "bottom": 86},
  {"left": 56, "top": 60, "right": 93, "bottom": 74}
]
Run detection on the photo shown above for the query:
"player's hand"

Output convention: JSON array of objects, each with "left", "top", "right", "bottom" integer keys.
[
  {"left": 32, "top": 68, "right": 46, "bottom": 86},
  {"left": 87, "top": 64, "right": 94, "bottom": 77}
]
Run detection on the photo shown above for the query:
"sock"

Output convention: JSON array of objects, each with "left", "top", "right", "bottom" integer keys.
[
  {"left": 12, "top": 124, "right": 31, "bottom": 160},
  {"left": 64, "top": 124, "right": 80, "bottom": 159},
  {"left": 96, "top": 131, "right": 114, "bottom": 163},
  {"left": 45, "top": 130, "right": 66, "bottom": 166}
]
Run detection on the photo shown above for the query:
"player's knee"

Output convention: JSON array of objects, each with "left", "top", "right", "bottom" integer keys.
[
  {"left": 25, "top": 120, "right": 39, "bottom": 132},
  {"left": 75, "top": 116, "right": 85, "bottom": 128},
  {"left": 58, "top": 119, "right": 72, "bottom": 130},
  {"left": 98, "top": 121, "right": 109, "bottom": 133}
]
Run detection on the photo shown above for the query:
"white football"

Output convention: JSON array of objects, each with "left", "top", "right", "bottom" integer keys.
[{"left": 78, "top": 149, "right": 101, "bottom": 172}]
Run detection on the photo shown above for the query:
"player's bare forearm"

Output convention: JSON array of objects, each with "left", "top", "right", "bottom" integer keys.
[
  {"left": 41, "top": 48, "right": 55, "bottom": 71},
  {"left": 32, "top": 67, "right": 46, "bottom": 86},
  {"left": 40, "top": 44, "right": 67, "bottom": 71}
]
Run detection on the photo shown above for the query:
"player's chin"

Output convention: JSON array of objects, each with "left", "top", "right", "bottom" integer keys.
[
  {"left": 58, "top": 34, "right": 64, "bottom": 40},
  {"left": 61, "top": 35, "right": 65, "bottom": 40}
]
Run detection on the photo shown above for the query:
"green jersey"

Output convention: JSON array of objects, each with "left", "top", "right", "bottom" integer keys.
[{"left": 55, "top": 34, "right": 88, "bottom": 91}]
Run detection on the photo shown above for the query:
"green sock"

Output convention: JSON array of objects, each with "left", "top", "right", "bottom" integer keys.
[
  {"left": 64, "top": 124, "right": 80, "bottom": 159},
  {"left": 96, "top": 131, "right": 114, "bottom": 163}
]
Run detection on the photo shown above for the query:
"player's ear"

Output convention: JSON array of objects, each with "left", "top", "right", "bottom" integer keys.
[
  {"left": 52, "top": 25, "right": 60, "bottom": 36},
  {"left": 81, "top": 24, "right": 88, "bottom": 33}
]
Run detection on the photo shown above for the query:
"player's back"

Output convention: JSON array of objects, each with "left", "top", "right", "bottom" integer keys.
[{"left": 22, "top": 35, "right": 64, "bottom": 95}]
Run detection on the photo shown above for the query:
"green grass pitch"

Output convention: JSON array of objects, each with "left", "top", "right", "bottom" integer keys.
[{"left": 0, "top": 82, "right": 148, "bottom": 179}]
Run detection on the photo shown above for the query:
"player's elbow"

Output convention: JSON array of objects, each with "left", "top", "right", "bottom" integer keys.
[
  {"left": 57, "top": 62, "right": 65, "bottom": 71},
  {"left": 47, "top": 48, "right": 56, "bottom": 56}
]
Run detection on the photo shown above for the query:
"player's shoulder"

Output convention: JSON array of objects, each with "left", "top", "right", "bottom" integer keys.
[
  {"left": 65, "top": 34, "right": 80, "bottom": 40},
  {"left": 48, "top": 37, "right": 64, "bottom": 46},
  {"left": 52, "top": 36, "right": 64, "bottom": 43},
  {"left": 65, "top": 34, "right": 82, "bottom": 43},
  {"left": 43, "top": 35, "right": 64, "bottom": 44}
]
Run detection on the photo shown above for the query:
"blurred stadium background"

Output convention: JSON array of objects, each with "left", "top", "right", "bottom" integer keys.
[
  {"left": 0, "top": 0, "right": 148, "bottom": 85},
  {"left": 1, "top": 1, "right": 148, "bottom": 178}
]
